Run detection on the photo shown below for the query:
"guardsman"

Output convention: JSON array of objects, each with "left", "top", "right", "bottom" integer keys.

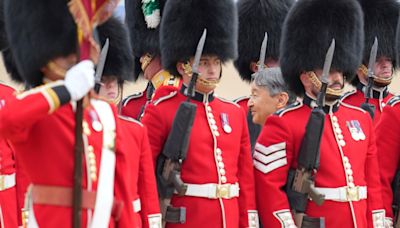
[
  {"left": 342, "top": 0, "right": 400, "bottom": 123},
  {"left": 0, "top": 82, "right": 20, "bottom": 228},
  {"left": 375, "top": 96, "right": 400, "bottom": 227},
  {"left": 96, "top": 17, "right": 162, "bottom": 227},
  {"left": 0, "top": 1, "right": 28, "bottom": 226},
  {"left": 1, "top": 50, "right": 30, "bottom": 228},
  {"left": 233, "top": 0, "right": 294, "bottom": 151},
  {"left": 375, "top": 14, "right": 400, "bottom": 227},
  {"left": 254, "top": 0, "right": 385, "bottom": 227},
  {"left": 141, "top": 0, "right": 258, "bottom": 227},
  {"left": 96, "top": 17, "right": 133, "bottom": 105},
  {"left": 1, "top": 0, "right": 160, "bottom": 227},
  {"left": 121, "top": 0, "right": 180, "bottom": 120}
]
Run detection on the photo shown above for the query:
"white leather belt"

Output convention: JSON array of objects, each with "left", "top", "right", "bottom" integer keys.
[
  {"left": 179, "top": 183, "right": 240, "bottom": 199},
  {"left": 0, "top": 173, "right": 16, "bottom": 191},
  {"left": 315, "top": 186, "right": 367, "bottom": 202},
  {"left": 132, "top": 198, "right": 141, "bottom": 213}
]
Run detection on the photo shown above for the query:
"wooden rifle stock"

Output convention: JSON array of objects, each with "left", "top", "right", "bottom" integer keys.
[{"left": 73, "top": 99, "right": 84, "bottom": 228}]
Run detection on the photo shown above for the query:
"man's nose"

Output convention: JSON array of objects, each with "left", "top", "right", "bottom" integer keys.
[
  {"left": 208, "top": 64, "right": 217, "bottom": 74},
  {"left": 247, "top": 98, "right": 254, "bottom": 107},
  {"left": 329, "top": 71, "right": 341, "bottom": 80},
  {"left": 381, "top": 61, "right": 391, "bottom": 68}
]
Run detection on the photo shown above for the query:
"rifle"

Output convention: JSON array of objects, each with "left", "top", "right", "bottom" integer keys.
[
  {"left": 156, "top": 29, "right": 207, "bottom": 226},
  {"left": 68, "top": 1, "right": 118, "bottom": 226},
  {"left": 73, "top": 99, "right": 84, "bottom": 228},
  {"left": 360, "top": 37, "right": 378, "bottom": 119},
  {"left": 287, "top": 39, "right": 336, "bottom": 228},
  {"left": 72, "top": 34, "right": 110, "bottom": 228}
]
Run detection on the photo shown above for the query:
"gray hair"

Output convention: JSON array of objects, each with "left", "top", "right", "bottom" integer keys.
[{"left": 252, "top": 67, "right": 297, "bottom": 104}]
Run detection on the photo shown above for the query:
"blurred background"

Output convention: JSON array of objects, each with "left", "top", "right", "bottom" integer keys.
[{"left": 1, "top": 1, "right": 400, "bottom": 100}]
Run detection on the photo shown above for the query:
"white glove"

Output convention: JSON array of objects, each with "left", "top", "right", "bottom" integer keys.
[{"left": 64, "top": 60, "right": 95, "bottom": 101}]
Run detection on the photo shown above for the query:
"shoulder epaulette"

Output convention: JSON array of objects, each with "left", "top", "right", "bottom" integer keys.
[
  {"left": 340, "top": 101, "right": 366, "bottom": 114},
  {"left": 217, "top": 96, "right": 240, "bottom": 108},
  {"left": 153, "top": 91, "right": 178, "bottom": 106},
  {"left": 387, "top": 95, "right": 400, "bottom": 107},
  {"left": 118, "top": 115, "right": 143, "bottom": 127},
  {"left": 232, "top": 95, "right": 250, "bottom": 104},
  {"left": 122, "top": 92, "right": 144, "bottom": 106},
  {"left": 163, "top": 76, "right": 180, "bottom": 87},
  {"left": 340, "top": 89, "right": 357, "bottom": 102},
  {"left": 275, "top": 101, "right": 303, "bottom": 117}
]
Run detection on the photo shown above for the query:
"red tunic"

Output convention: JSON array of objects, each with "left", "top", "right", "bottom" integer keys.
[
  {"left": 116, "top": 116, "right": 161, "bottom": 228},
  {"left": 141, "top": 86, "right": 258, "bottom": 228},
  {"left": 0, "top": 83, "right": 19, "bottom": 228},
  {"left": 375, "top": 95, "right": 400, "bottom": 220},
  {"left": 254, "top": 96, "right": 384, "bottom": 228},
  {"left": 0, "top": 81, "right": 155, "bottom": 227},
  {"left": 121, "top": 90, "right": 148, "bottom": 120},
  {"left": 341, "top": 84, "right": 393, "bottom": 124}
]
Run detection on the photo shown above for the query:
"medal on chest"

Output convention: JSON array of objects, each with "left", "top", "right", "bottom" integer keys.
[
  {"left": 220, "top": 113, "right": 232, "bottom": 134},
  {"left": 346, "top": 120, "right": 365, "bottom": 141},
  {"left": 89, "top": 109, "right": 103, "bottom": 132}
]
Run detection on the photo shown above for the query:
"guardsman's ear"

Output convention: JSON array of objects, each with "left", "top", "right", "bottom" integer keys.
[
  {"left": 356, "top": 67, "right": 367, "bottom": 84},
  {"left": 299, "top": 72, "right": 311, "bottom": 87},
  {"left": 250, "top": 62, "right": 258, "bottom": 73}
]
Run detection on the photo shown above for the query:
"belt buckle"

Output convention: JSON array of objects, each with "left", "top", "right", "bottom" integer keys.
[
  {"left": 347, "top": 186, "right": 360, "bottom": 201},
  {"left": 0, "top": 176, "right": 4, "bottom": 191},
  {"left": 216, "top": 184, "right": 230, "bottom": 199}
]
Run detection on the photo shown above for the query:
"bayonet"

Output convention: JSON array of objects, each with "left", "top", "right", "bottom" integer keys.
[
  {"left": 186, "top": 29, "right": 207, "bottom": 98},
  {"left": 191, "top": 29, "right": 207, "bottom": 75},
  {"left": 317, "top": 39, "right": 335, "bottom": 107},
  {"left": 320, "top": 39, "right": 335, "bottom": 85},
  {"left": 367, "top": 37, "right": 378, "bottom": 80},
  {"left": 366, "top": 37, "right": 378, "bottom": 99},
  {"left": 94, "top": 38, "right": 109, "bottom": 93},
  {"left": 258, "top": 32, "right": 268, "bottom": 72}
]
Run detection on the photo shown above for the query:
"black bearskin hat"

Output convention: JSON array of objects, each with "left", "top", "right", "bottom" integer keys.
[
  {"left": 0, "top": 0, "right": 7, "bottom": 51},
  {"left": 125, "top": 0, "right": 167, "bottom": 79},
  {"left": 361, "top": 0, "right": 399, "bottom": 66},
  {"left": 160, "top": 0, "right": 238, "bottom": 77},
  {"left": 352, "top": 0, "right": 400, "bottom": 86},
  {"left": 0, "top": 0, "right": 21, "bottom": 83},
  {"left": 4, "top": 0, "right": 78, "bottom": 87},
  {"left": 234, "top": 0, "right": 294, "bottom": 82},
  {"left": 1, "top": 49, "right": 22, "bottom": 83},
  {"left": 280, "top": 0, "right": 364, "bottom": 96},
  {"left": 97, "top": 17, "right": 134, "bottom": 83}
]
